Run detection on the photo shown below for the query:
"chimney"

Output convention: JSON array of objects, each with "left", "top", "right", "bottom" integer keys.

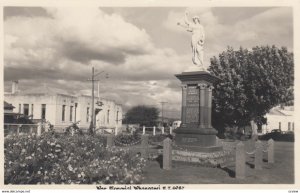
[{"left": 12, "top": 80, "right": 19, "bottom": 94}]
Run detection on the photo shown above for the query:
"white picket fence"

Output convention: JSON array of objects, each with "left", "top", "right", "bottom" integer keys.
[
  {"left": 4, "top": 123, "right": 43, "bottom": 137},
  {"left": 4, "top": 123, "right": 117, "bottom": 137},
  {"left": 141, "top": 126, "right": 173, "bottom": 135}
]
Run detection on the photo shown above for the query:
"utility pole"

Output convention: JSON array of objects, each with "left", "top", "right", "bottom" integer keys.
[
  {"left": 160, "top": 102, "right": 168, "bottom": 127},
  {"left": 87, "top": 67, "right": 105, "bottom": 134}
]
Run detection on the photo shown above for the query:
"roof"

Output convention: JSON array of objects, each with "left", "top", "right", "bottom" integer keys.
[
  {"left": 4, "top": 101, "right": 15, "bottom": 109},
  {"left": 20, "top": 85, "right": 71, "bottom": 96},
  {"left": 268, "top": 108, "right": 286, "bottom": 116},
  {"left": 268, "top": 106, "right": 294, "bottom": 116}
]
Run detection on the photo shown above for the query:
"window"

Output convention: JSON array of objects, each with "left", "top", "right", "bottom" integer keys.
[
  {"left": 62, "top": 105, "right": 66, "bottom": 121},
  {"left": 86, "top": 107, "right": 90, "bottom": 122},
  {"left": 70, "top": 106, "right": 73, "bottom": 122},
  {"left": 292, "top": 123, "right": 294, "bottom": 131},
  {"left": 23, "top": 104, "right": 29, "bottom": 116},
  {"left": 107, "top": 110, "right": 110, "bottom": 124},
  {"left": 41, "top": 104, "right": 46, "bottom": 119},
  {"left": 74, "top": 103, "right": 78, "bottom": 122},
  {"left": 31, "top": 104, "right": 34, "bottom": 117}
]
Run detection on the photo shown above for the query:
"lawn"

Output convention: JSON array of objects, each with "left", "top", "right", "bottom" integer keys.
[{"left": 143, "top": 141, "right": 294, "bottom": 184}]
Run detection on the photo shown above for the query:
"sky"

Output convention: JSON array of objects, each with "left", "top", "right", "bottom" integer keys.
[{"left": 3, "top": 6, "right": 293, "bottom": 118}]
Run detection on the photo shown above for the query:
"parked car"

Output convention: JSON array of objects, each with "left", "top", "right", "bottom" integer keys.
[
  {"left": 172, "top": 120, "right": 181, "bottom": 131},
  {"left": 259, "top": 129, "right": 294, "bottom": 142},
  {"left": 271, "top": 129, "right": 282, "bottom": 133}
]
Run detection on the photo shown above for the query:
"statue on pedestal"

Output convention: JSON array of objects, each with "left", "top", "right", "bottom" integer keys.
[{"left": 178, "top": 12, "right": 205, "bottom": 69}]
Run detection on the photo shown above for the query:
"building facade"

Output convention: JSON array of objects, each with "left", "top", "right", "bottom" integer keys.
[
  {"left": 261, "top": 106, "right": 294, "bottom": 134},
  {"left": 4, "top": 84, "right": 122, "bottom": 132}
]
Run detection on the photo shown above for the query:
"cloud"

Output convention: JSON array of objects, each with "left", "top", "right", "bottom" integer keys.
[
  {"left": 4, "top": 7, "right": 155, "bottom": 71},
  {"left": 234, "top": 8, "right": 293, "bottom": 46},
  {"left": 49, "top": 7, "right": 155, "bottom": 63},
  {"left": 163, "top": 7, "right": 223, "bottom": 39},
  {"left": 4, "top": 7, "right": 293, "bottom": 116},
  {"left": 164, "top": 7, "right": 293, "bottom": 54},
  {"left": 4, "top": 7, "right": 187, "bottom": 116}
]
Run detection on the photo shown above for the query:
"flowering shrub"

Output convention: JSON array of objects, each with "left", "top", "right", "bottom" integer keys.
[
  {"left": 114, "top": 133, "right": 141, "bottom": 147},
  {"left": 4, "top": 133, "right": 146, "bottom": 184}
]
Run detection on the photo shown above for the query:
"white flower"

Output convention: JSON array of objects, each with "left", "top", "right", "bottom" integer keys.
[
  {"left": 37, "top": 171, "right": 41, "bottom": 174},
  {"left": 68, "top": 164, "right": 73, "bottom": 171}
]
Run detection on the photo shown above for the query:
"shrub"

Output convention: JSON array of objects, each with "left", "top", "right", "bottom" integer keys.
[
  {"left": 114, "top": 133, "right": 141, "bottom": 147},
  {"left": 4, "top": 133, "right": 146, "bottom": 184}
]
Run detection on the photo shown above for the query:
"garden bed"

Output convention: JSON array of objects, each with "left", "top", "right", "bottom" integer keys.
[{"left": 4, "top": 133, "right": 146, "bottom": 184}]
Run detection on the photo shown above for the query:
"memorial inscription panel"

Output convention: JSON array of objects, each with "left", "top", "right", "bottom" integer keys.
[
  {"left": 182, "top": 137, "right": 198, "bottom": 143},
  {"left": 186, "top": 86, "right": 200, "bottom": 124}
]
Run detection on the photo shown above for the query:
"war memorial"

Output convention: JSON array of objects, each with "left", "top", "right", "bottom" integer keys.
[{"left": 171, "top": 12, "right": 224, "bottom": 164}]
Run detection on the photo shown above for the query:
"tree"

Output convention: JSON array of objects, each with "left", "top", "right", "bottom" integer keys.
[
  {"left": 208, "top": 46, "right": 294, "bottom": 135},
  {"left": 124, "top": 105, "right": 159, "bottom": 126}
]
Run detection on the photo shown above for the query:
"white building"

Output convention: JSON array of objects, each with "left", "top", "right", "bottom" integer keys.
[
  {"left": 4, "top": 83, "right": 122, "bottom": 132},
  {"left": 261, "top": 106, "right": 294, "bottom": 134}
]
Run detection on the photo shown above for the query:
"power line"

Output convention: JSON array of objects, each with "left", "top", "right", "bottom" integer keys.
[{"left": 86, "top": 67, "right": 107, "bottom": 134}]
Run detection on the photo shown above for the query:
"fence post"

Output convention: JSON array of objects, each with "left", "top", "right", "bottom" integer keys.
[
  {"left": 153, "top": 126, "right": 156, "bottom": 136},
  {"left": 106, "top": 135, "right": 115, "bottom": 148},
  {"left": 267, "top": 139, "right": 274, "bottom": 163},
  {"left": 17, "top": 125, "right": 21, "bottom": 136},
  {"left": 37, "top": 123, "right": 42, "bottom": 137},
  {"left": 162, "top": 127, "right": 164, "bottom": 134},
  {"left": 130, "top": 128, "right": 134, "bottom": 135},
  {"left": 45, "top": 123, "right": 49, "bottom": 132},
  {"left": 115, "top": 126, "right": 118, "bottom": 136},
  {"left": 163, "top": 138, "right": 172, "bottom": 170},
  {"left": 216, "top": 136, "right": 221, "bottom": 146},
  {"left": 235, "top": 142, "right": 245, "bottom": 179},
  {"left": 255, "top": 140, "right": 263, "bottom": 170},
  {"left": 141, "top": 134, "right": 149, "bottom": 158},
  {"left": 143, "top": 126, "right": 145, "bottom": 135}
]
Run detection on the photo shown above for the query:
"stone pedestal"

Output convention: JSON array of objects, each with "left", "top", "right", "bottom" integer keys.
[{"left": 174, "top": 70, "right": 222, "bottom": 152}]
